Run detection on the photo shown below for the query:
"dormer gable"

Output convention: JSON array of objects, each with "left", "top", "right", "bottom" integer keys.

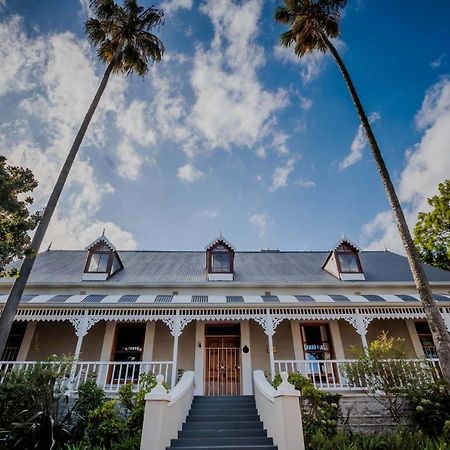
[
  {"left": 82, "top": 235, "right": 124, "bottom": 281},
  {"left": 322, "top": 238, "right": 365, "bottom": 281},
  {"left": 205, "top": 235, "right": 235, "bottom": 281}
]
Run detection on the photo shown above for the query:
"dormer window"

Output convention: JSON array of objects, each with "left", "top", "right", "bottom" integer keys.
[
  {"left": 205, "top": 235, "right": 235, "bottom": 281},
  {"left": 322, "top": 239, "right": 365, "bottom": 281},
  {"left": 82, "top": 235, "right": 123, "bottom": 281}
]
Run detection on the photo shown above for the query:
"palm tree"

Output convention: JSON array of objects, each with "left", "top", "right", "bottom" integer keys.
[
  {"left": 0, "top": 0, "right": 164, "bottom": 356},
  {"left": 274, "top": 0, "right": 450, "bottom": 383}
]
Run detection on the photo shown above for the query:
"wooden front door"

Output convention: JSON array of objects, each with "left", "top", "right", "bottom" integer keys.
[{"left": 204, "top": 335, "right": 241, "bottom": 395}]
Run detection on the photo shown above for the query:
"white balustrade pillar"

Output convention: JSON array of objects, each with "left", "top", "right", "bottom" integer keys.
[{"left": 266, "top": 313, "right": 276, "bottom": 380}]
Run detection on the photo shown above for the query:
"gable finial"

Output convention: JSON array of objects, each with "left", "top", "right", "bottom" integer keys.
[
  {"left": 341, "top": 230, "right": 345, "bottom": 240},
  {"left": 102, "top": 228, "right": 106, "bottom": 237},
  {"left": 47, "top": 241, "right": 52, "bottom": 251},
  {"left": 384, "top": 242, "right": 388, "bottom": 252}
]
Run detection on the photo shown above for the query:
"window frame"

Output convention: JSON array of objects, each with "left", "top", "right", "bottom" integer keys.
[
  {"left": 335, "top": 245, "right": 363, "bottom": 274},
  {"left": 207, "top": 242, "right": 234, "bottom": 274}
]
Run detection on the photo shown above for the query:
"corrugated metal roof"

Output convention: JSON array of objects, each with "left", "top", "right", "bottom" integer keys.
[
  {"left": 2, "top": 250, "right": 450, "bottom": 284},
  {"left": 1, "top": 293, "right": 449, "bottom": 305}
]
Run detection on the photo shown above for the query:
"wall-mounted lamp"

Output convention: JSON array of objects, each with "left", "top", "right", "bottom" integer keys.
[
  {"left": 242, "top": 345, "right": 249, "bottom": 354},
  {"left": 198, "top": 342, "right": 202, "bottom": 348}
]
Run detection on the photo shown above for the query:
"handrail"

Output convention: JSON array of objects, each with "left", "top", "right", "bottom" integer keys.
[
  {"left": 169, "top": 371, "right": 195, "bottom": 404},
  {"left": 253, "top": 369, "right": 276, "bottom": 403}
]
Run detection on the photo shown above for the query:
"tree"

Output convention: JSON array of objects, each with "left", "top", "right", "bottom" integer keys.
[
  {"left": 0, "top": 0, "right": 165, "bottom": 356},
  {"left": 414, "top": 180, "right": 450, "bottom": 272},
  {"left": 274, "top": 0, "right": 450, "bottom": 383},
  {"left": 0, "top": 156, "right": 40, "bottom": 275}
]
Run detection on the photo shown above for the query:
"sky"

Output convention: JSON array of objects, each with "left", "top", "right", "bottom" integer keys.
[{"left": 0, "top": 0, "right": 449, "bottom": 253}]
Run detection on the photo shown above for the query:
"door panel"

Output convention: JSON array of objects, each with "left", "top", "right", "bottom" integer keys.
[{"left": 204, "top": 336, "right": 240, "bottom": 395}]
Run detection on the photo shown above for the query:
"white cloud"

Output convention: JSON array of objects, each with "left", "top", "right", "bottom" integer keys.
[
  {"left": 78, "top": 0, "right": 91, "bottom": 17},
  {"left": 0, "top": 18, "right": 136, "bottom": 250},
  {"left": 177, "top": 163, "right": 204, "bottom": 183},
  {"left": 186, "top": 0, "right": 288, "bottom": 152},
  {"left": 117, "top": 100, "right": 157, "bottom": 146},
  {"left": 268, "top": 157, "right": 296, "bottom": 192},
  {"left": 197, "top": 209, "right": 219, "bottom": 220},
  {"left": 274, "top": 39, "right": 345, "bottom": 84},
  {"left": 161, "top": 0, "right": 193, "bottom": 14},
  {"left": 255, "top": 146, "right": 266, "bottom": 159},
  {"left": 339, "top": 112, "right": 380, "bottom": 171},
  {"left": 271, "top": 131, "right": 289, "bottom": 156},
  {"left": 430, "top": 54, "right": 446, "bottom": 69},
  {"left": 363, "top": 78, "right": 450, "bottom": 252},
  {"left": 300, "top": 96, "right": 313, "bottom": 111},
  {"left": 295, "top": 178, "right": 316, "bottom": 188},
  {"left": 249, "top": 213, "right": 267, "bottom": 237},
  {"left": 116, "top": 139, "right": 145, "bottom": 180}
]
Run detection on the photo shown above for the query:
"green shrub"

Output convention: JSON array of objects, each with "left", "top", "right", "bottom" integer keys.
[
  {"left": 273, "top": 372, "right": 340, "bottom": 441},
  {"left": 0, "top": 358, "right": 73, "bottom": 449},
  {"left": 85, "top": 399, "right": 126, "bottom": 448},
  {"left": 407, "top": 379, "right": 450, "bottom": 436}
]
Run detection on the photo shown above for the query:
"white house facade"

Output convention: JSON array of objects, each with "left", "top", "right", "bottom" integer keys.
[{"left": 1, "top": 234, "right": 450, "bottom": 397}]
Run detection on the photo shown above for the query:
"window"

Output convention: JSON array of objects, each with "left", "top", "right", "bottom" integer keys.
[
  {"left": 212, "top": 252, "right": 230, "bottom": 272},
  {"left": 414, "top": 322, "right": 437, "bottom": 358},
  {"left": 337, "top": 253, "right": 359, "bottom": 272},
  {"left": 301, "top": 324, "right": 332, "bottom": 361},
  {"left": 88, "top": 252, "right": 110, "bottom": 272},
  {"left": 205, "top": 237, "right": 235, "bottom": 280}
]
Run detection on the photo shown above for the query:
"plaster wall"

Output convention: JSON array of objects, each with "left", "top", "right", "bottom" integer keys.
[
  {"left": 367, "top": 319, "right": 416, "bottom": 357},
  {"left": 273, "top": 320, "right": 295, "bottom": 361},
  {"left": 28, "top": 321, "right": 77, "bottom": 360},
  {"left": 250, "top": 320, "right": 270, "bottom": 373},
  {"left": 79, "top": 321, "right": 105, "bottom": 361}
]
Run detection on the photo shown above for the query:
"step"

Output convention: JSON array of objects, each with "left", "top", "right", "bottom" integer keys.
[
  {"left": 178, "top": 429, "right": 268, "bottom": 439},
  {"left": 170, "top": 437, "right": 273, "bottom": 447},
  {"left": 194, "top": 395, "right": 255, "bottom": 400},
  {"left": 182, "top": 421, "right": 264, "bottom": 431},
  {"left": 192, "top": 399, "right": 256, "bottom": 406},
  {"left": 189, "top": 408, "right": 257, "bottom": 415},
  {"left": 167, "top": 446, "right": 277, "bottom": 450},
  {"left": 186, "top": 415, "right": 260, "bottom": 423}
]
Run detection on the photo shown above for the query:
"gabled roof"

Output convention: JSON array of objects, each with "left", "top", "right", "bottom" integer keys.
[
  {"left": 205, "top": 235, "right": 236, "bottom": 251},
  {"left": 85, "top": 235, "right": 116, "bottom": 251},
  {"left": 331, "top": 238, "right": 360, "bottom": 252}
]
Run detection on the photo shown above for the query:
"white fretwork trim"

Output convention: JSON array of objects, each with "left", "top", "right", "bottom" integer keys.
[
  {"left": 162, "top": 317, "right": 194, "bottom": 337},
  {"left": 253, "top": 315, "right": 285, "bottom": 336},
  {"left": 343, "top": 315, "right": 373, "bottom": 337},
  {"left": 69, "top": 316, "right": 101, "bottom": 338}
]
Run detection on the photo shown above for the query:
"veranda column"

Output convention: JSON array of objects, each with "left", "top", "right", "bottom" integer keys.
[
  {"left": 240, "top": 320, "right": 253, "bottom": 394},
  {"left": 17, "top": 321, "right": 37, "bottom": 361},
  {"left": 405, "top": 320, "right": 425, "bottom": 357},
  {"left": 194, "top": 321, "right": 205, "bottom": 395},
  {"left": 142, "top": 321, "right": 156, "bottom": 360},
  {"left": 258, "top": 312, "right": 278, "bottom": 380}
]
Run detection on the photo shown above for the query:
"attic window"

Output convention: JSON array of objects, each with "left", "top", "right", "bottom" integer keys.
[
  {"left": 322, "top": 239, "right": 365, "bottom": 281},
  {"left": 205, "top": 236, "right": 235, "bottom": 281},
  {"left": 82, "top": 236, "right": 123, "bottom": 281},
  {"left": 211, "top": 245, "right": 231, "bottom": 273}
]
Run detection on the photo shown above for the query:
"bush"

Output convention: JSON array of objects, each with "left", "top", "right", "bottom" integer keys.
[
  {"left": 85, "top": 399, "right": 126, "bottom": 448},
  {"left": 273, "top": 372, "right": 340, "bottom": 441},
  {"left": 0, "top": 357, "right": 73, "bottom": 449},
  {"left": 407, "top": 379, "right": 450, "bottom": 436}
]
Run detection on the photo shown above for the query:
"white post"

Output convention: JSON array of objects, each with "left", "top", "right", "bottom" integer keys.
[
  {"left": 290, "top": 320, "right": 304, "bottom": 360},
  {"left": 354, "top": 310, "right": 369, "bottom": 351},
  {"left": 172, "top": 332, "right": 179, "bottom": 389},
  {"left": 328, "top": 320, "right": 345, "bottom": 359},
  {"left": 142, "top": 321, "right": 156, "bottom": 360},
  {"left": 97, "top": 321, "right": 116, "bottom": 387},
  {"left": 266, "top": 312, "right": 276, "bottom": 380},
  {"left": 405, "top": 320, "right": 425, "bottom": 357},
  {"left": 241, "top": 320, "right": 253, "bottom": 394},
  {"left": 194, "top": 321, "right": 205, "bottom": 395},
  {"left": 17, "top": 321, "right": 37, "bottom": 361}
]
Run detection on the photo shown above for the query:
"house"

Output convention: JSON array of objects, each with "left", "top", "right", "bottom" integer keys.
[{"left": 1, "top": 234, "right": 450, "bottom": 397}]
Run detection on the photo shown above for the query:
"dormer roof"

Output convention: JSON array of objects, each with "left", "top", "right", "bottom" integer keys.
[
  {"left": 331, "top": 238, "right": 360, "bottom": 252},
  {"left": 205, "top": 234, "right": 236, "bottom": 252},
  {"left": 85, "top": 235, "right": 117, "bottom": 251}
]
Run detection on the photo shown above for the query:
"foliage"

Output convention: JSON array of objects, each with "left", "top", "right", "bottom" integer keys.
[
  {"left": 273, "top": 372, "right": 341, "bottom": 441},
  {"left": 414, "top": 180, "right": 450, "bottom": 272},
  {"left": 306, "top": 428, "right": 450, "bottom": 450},
  {"left": 344, "top": 332, "right": 437, "bottom": 423},
  {"left": 407, "top": 378, "right": 450, "bottom": 436},
  {"left": 274, "top": 0, "right": 346, "bottom": 56},
  {"left": 85, "top": 0, "right": 164, "bottom": 76},
  {"left": 85, "top": 399, "right": 126, "bottom": 448},
  {"left": 0, "top": 156, "right": 40, "bottom": 275},
  {"left": 0, "top": 357, "right": 73, "bottom": 449}
]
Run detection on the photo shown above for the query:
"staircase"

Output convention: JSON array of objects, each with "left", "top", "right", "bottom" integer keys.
[{"left": 166, "top": 395, "right": 277, "bottom": 450}]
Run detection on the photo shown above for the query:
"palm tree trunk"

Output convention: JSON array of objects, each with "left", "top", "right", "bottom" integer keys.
[
  {"left": 0, "top": 60, "right": 115, "bottom": 357},
  {"left": 319, "top": 30, "right": 450, "bottom": 383}
]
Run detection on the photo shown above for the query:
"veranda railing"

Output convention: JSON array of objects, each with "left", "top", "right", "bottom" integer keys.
[
  {"left": 274, "top": 358, "right": 441, "bottom": 391},
  {"left": 0, "top": 360, "right": 173, "bottom": 394}
]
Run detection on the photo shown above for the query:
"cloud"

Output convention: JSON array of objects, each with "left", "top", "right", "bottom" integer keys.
[
  {"left": 430, "top": 54, "right": 447, "bottom": 69},
  {"left": 160, "top": 0, "right": 193, "bottom": 14},
  {"left": 0, "top": 17, "right": 136, "bottom": 250},
  {"left": 295, "top": 178, "right": 316, "bottom": 188},
  {"left": 249, "top": 213, "right": 267, "bottom": 237},
  {"left": 268, "top": 157, "right": 297, "bottom": 192},
  {"left": 197, "top": 209, "right": 219, "bottom": 220},
  {"left": 116, "top": 139, "right": 145, "bottom": 180},
  {"left": 255, "top": 146, "right": 266, "bottom": 159},
  {"left": 363, "top": 78, "right": 450, "bottom": 252},
  {"left": 300, "top": 96, "right": 313, "bottom": 111},
  {"left": 271, "top": 131, "right": 289, "bottom": 156},
  {"left": 177, "top": 163, "right": 204, "bottom": 183},
  {"left": 274, "top": 39, "right": 345, "bottom": 84},
  {"left": 186, "top": 0, "right": 288, "bottom": 152},
  {"left": 339, "top": 112, "right": 380, "bottom": 171}
]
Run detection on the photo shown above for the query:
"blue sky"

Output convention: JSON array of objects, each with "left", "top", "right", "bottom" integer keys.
[{"left": 1, "top": 0, "right": 449, "bottom": 252}]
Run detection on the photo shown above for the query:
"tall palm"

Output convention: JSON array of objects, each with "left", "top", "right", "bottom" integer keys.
[
  {"left": 0, "top": 0, "right": 164, "bottom": 355},
  {"left": 274, "top": 0, "right": 450, "bottom": 383}
]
